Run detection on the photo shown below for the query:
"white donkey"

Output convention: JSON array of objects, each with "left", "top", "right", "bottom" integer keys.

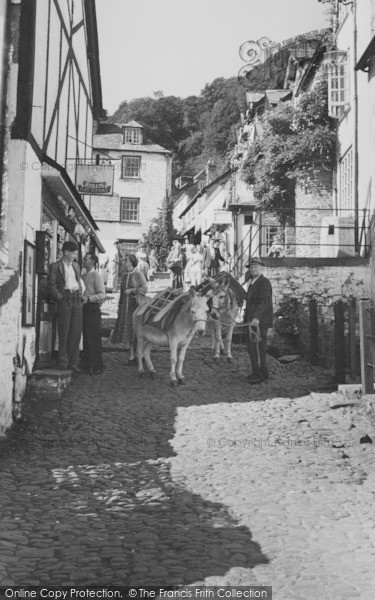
[{"left": 133, "top": 288, "right": 210, "bottom": 385}]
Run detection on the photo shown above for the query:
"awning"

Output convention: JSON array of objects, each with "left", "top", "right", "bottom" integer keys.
[
  {"left": 227, "top": 202, "right": 256, "bottom": 212},
  {"left": 355, "top": 36, "right": 375, "bottom": 72},
  {"left": 41, "top": 156, "right": 105, "bottom": 253}
]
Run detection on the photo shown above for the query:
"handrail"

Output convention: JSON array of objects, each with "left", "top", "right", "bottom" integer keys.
[
  {"left": 358, "top": 208, "right": 368, "bottom": 255},
  {"left": 230, "top": 225, "right": 260, "bottom": 278},
  {"left": 229, "top": 207, "right": 372, "bottom": 280}
]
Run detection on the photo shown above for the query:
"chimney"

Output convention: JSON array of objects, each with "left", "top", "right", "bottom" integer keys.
[
  {"left": 205, "top": 160, "right": 216, "bottom": 185},
  {"left": 174, "top": 176, "right": 194, "bottom": 190}
]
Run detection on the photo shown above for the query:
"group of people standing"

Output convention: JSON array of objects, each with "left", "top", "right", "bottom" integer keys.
[
  {"left": 101, "top": 241, "right": 159, "bottom": 292},
  {"left": 48, "top": 241, "right": 105, "bottom": 375},
  {"left": 166, "top": 236, "right": 230, "bottom": 290},
  {"left": 48, "top": 237, "right": 272, "bottom": 386},
  {"left": 48, "top": 242, "right": 151, "bottom": 374}
]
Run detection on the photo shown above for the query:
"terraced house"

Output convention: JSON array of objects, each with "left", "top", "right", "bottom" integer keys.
[{"left": 0, "top": 0, "right": 104, "bottom": 434}]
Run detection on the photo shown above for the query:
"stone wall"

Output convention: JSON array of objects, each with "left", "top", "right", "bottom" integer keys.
[
  {"left": 0, "top": 270, "right": 20, "bottom": 436},
  {"left": 262, "top": 258, "right": 370, "bottom": 366},
  {"left": 294, "top": 172, "right": 334, "bottom": 258},
  {"left": 263, "top": 260, "right": 370, "bottom": 308}
]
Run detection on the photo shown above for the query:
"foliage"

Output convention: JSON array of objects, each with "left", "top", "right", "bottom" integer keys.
[
  {"left": 141, "top": 196, "right": 178, "bottom": 269},
  {"left": 274, "top": 296, "right": 301, "bottom": 341},
  {"left": 110, "top": 77, "right": 246, "bottom": 179},
  {"left": 241, "top": 78, "right": 337, "bottom": 224}
]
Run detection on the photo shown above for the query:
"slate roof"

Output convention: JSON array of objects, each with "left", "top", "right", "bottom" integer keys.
[
  {"left": 93, "top": 135, "right": 170, "bottom": 153},
  {"left": 266, "top": 89, "right": 292, "bottom": 105},
  {"left": 172, "top": 181, "right": 201, "bottom": 211},
  {"left": 124, "top": 120, "right": 143, "bottom": 128},
  {"left": 246, "top": 90, "right": 292, "bottom": 108},
  {"left": 246, "top": 92, "right": 265, "bottom": 105},
  {"left": 178, "top": 170, "right": 231, "bottom": 218},
  {"left": 93, "top": 122, "right": 171, "bottom": 153}
]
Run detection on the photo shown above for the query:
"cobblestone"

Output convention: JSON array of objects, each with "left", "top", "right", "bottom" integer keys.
[{"left": 0, "top": 336, "right": 374, "bottom": 598}]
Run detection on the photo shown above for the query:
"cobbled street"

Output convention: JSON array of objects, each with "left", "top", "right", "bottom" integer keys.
[{"left": 0, "top": 338, "right": 375, "bottom": 599}]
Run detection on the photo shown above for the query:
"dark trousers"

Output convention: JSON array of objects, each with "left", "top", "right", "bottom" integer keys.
[
  {"left": 209, "top": 262, "right": 219, "bottom": 277},
  {"left": 82, "top": 303, "right": 103, "bottom": 371},
  {"left": 57, "top": 291, "right": 82, "bottom": 368},
  {"left": 246, "top": 325, "right": 268, "bottom": 377},
  {"left": 172, "top": 266, "right": 183, "bottom": 289}
]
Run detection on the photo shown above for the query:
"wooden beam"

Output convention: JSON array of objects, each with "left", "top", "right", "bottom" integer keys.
[
  {"left": 11, "top": 0, "right": 37, "bottom": 139},
  {"left": 43, "top": 51, "right": 70, "bottom": 153}
]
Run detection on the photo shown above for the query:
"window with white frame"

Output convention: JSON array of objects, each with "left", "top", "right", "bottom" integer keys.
[
  {"left": 340, "top": 148, "right": 353, "bottom": 212},
  {"left": 119, "top": 240, "right": 139, "bottom": 255},
  {"left": 120, "top": 197, "right": 140, "bottom": 222},
  {"left": 123, "top": 127, "right": 142, "bottom": 144},
  {"left": 263, "top": 225, "right": 279, "bottom": 255},
  {"left": 121, "top": 156, "right": 141, "bottom": 178},
  {"left": 328, "top": 53, "right": 349, "bottom": 118}
]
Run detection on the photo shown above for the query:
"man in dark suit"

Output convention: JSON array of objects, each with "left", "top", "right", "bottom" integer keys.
[
  {"left": 244, "top": 257, "right": 273, "bottom": 384},
  {"left": 48, "top": 240, "right": 83, "bottom": 372}
]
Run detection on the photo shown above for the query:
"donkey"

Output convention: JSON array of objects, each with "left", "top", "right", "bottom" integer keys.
[
  {"left": 209, "top": 274, "right": 246, "bottom": 363},
  {"left": 132, "top": 288, "right": 210, "bottom": 385}
]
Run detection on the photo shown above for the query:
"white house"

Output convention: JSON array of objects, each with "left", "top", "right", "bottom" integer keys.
[
  {"left": 90, "top": 121, "right": 172, "bottom": 256},
  {"left": 333, "top": 0, "right": 375, "bottom": 253}
]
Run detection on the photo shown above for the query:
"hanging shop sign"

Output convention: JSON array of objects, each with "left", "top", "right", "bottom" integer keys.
[{"left": 76, "top": 164, "right": 114, "bottom": 196}]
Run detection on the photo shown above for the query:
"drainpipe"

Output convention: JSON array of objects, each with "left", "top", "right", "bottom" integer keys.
[{"left": 352, "top": 0, "right": 359, "bottom": 254}]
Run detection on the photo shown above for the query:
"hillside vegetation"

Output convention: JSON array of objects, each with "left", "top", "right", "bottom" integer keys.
[{"left": 110, "top": 77, "right": 246, "bottom": 179}]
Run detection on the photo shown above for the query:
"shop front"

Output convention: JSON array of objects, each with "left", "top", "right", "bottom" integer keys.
[{"left": 35, "top": 163, "right": 104, "bottom": 367}]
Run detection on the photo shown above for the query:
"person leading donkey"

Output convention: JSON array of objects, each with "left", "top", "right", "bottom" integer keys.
[{"left": 244, "top": 257, "right": 273, "bottom": 384}]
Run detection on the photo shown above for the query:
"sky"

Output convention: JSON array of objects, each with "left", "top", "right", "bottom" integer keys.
[{"left": 96, "top": 0, "right": 328, "bottom": 115}]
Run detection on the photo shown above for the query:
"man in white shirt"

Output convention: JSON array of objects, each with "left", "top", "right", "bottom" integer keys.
[{"left": 48, "top": 241, "right": 83, "bottom": 372}]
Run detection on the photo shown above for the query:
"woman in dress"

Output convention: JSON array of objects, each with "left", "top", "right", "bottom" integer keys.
[
  {"left": 112, "top": 254, "right": 148, "bottom": 363},
  {"left": 148, "top": 249, "right": 159, "bottom": 280},
  {"left": 189, "top": 245, "right": 203, "bottom": 287},
  {"left": 166, "top": 240, "right": 183, "bottom": 289}
]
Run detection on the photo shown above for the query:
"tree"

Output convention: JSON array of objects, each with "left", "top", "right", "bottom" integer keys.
[
  {"left": 108, "top": 76, "right": 247, "bottom": 181},
  {"left": 141, "top": 196, "right": 178, "bottom": 269},
  {"left": 241, "top": 78, "right": 336, "bottom": 224}
]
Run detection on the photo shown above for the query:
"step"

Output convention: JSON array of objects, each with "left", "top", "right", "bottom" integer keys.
[{"left": 28, "top": 369, "right": 73, "bottom": 401}]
